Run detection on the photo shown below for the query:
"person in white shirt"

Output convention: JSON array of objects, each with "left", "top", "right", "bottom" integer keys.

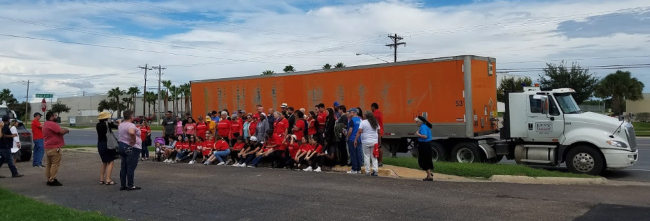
[
  {"left": 10, "top": 120, "right": 20, "bottom": 165},
  {"left": 356, "top": 111, "right": 381, "bottom": 176}
]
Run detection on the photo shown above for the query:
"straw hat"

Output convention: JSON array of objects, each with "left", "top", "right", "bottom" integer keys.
[{"left": 98, "top": 112, "right": 111, "bottom": 120}]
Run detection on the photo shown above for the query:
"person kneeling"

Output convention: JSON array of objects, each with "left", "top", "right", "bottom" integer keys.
[
  {"left": 303, "top": 136, "right": 323, "bottom": 172},
  {"left": 239, "top": 137, "right": 261, "bottom": 167},
  {"left": 230, "top": 136, "right": 246, "bottom": 166}
]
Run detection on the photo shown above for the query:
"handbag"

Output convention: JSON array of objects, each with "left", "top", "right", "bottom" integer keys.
[{"left": 105, "top": 122, "right": 119, "bottom": 150}]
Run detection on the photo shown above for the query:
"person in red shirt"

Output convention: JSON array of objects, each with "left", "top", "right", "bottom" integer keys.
[
  {"left": 195, "top": 116, "right": 209, "bottom": 141},
  {"left": 315, "top": 103, "right": 327, "bottom": 142},
  {"left": 292, "top": 111, "right": 306, "bottom": 143},
  {"left": 284, "top": 135, "right": 300, "bottom": 169},
  {"left": 31, "top": 112, "right": 45, "bottom": 167},
  {"left": 217, "top": 111, "right": 232, "bottom": 144},
  {"left": 248, "top": 114, "right": 258, "bottom": 139},
  {"left": 307, "top": 111, "right": 317, "bottom": 138},
  {"left": 303, "top": 136, "right": 323, "bottom": 172},
  {"left": 204, "top": 135, "right": 231, "bottom": 165},
  {"left": 174, "top": 136, "right": 190, "bottom": 163},
  {"left": 199, "top": 134, "right": 215, "bottom": 163},
  {"left": 43, "top": 112, "right": 68, "bottom": 185},
  {"left": 268, "top": 133, "right": 287, "bottom": 168},
  {"left": 229, "top": 114, "right": 241, "bottom": 146},
  {"left": 371, "top": 103, "right": 384, "bottom": 166},
  {"left": 230, "top": 136, "right": 246, "bottom": 166},
  {"left": 138, "top": 121, "right": 151, "bottom": 161},
  {"left": 272, "top": 111, "right": 288, "bottom": 137},
  {"left": 295, "top": 136, "right": 313, "bottom": 170},
  {"left": 178, "top": 135, "right": 199, "bottom": 163}
]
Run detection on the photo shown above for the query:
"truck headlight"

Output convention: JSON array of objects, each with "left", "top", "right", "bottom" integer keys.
[{"left": 606, "top": 140, "right": 628, "bottom": 148}]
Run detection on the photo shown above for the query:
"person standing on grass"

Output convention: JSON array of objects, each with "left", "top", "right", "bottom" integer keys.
[
  {"left": 162, "top": 111, "right": 177, "bottom": 145},
  {"left": 43, "top": 112, "right": 67, "bottom": 185},
  {"left": 117, "top": 111, "right": 142, "bottom": 191},
  {"left": 415, "top": 116, "right": 434, "bottom": 181},
  {"left": 31, "top": 112, "right": 45, "bottom": 167},
  {"left": 346, "top": 108, "right": 362, "bottom": 174},
  {"left": 0, "top": 116, "right": 24, "bottom": 178},
  {"left": 357, "top": 111, "right": 380, "bottom": 176},
  {"left": 371, "top": 103, "right": 384, "bottom": 167},
  {"left": 96, "top": 112, "right": 118, "bottom": 185}
]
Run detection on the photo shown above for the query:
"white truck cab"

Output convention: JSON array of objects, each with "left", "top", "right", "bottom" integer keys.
[{"left": 496, "top": 88, "right": 638, "bottom": 175}]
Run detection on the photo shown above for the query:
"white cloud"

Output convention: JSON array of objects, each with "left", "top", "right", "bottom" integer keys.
[{"left": 0, "top": 0, "right": 649, "bottom": 103}]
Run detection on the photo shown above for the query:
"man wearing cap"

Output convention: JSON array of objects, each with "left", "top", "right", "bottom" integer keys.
[
  {"left": 281, "top": 103, "right": 288, "bottom": 112},
  {"left": 0, "top": 116, "right": 24, "bottom": 178},
  {"left": 32, "top": 112, "right": 45, "bottom": 167},
  {"left": 333, "top": 102, "right": 341, "bottom": 119},
  {"left": 346, "top": 108, "right": 363, "bottom": 174}
]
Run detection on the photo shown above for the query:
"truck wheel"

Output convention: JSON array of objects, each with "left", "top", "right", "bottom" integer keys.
[
  {"left": 566, "top": 146, "right": 605, "bottom": 175},
  {"left": 20, "top": 149, "right": 32, "bottom": 162},
  {"left": 451, "top": 142, "right": 484, "bottom": 163},
  {"left": 488, "top": 155, "right": 503, "bottom": 164},
  {"left": 431, "top": 141, "right": 448, "bottom": 162}
]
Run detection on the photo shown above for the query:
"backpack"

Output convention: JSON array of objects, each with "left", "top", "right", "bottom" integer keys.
[{"left": 334, "top": 121, "right": 345, "bottom": 142}]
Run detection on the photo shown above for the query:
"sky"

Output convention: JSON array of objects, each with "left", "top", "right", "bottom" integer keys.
[{"left": 0, "top": 0, "right": 649, "bottom": 103}]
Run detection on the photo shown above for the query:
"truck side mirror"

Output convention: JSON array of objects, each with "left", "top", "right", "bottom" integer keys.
[{"left": 540, "top": 96, "right": 549, "bottom": 115}]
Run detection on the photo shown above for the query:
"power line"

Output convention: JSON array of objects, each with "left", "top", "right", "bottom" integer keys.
[
  {"left": 385, "top": 34, "right": 406, "bottom": 62},
  {"left": 138, "top": 64, "right": 153, "bottom": 117}
]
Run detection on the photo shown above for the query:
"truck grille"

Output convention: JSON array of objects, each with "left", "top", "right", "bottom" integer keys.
[{"left": 625, "top": 124, "right": 637, "bottom": 152}]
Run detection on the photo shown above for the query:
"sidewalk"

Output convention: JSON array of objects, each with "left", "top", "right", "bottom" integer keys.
[{"left": 329, "top": 164, "right": 480, "bottom": 182}]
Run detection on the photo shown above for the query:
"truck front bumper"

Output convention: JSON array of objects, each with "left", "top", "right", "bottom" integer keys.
[{"left": 603, "top": 149, "right": 638, "bottom": 169}]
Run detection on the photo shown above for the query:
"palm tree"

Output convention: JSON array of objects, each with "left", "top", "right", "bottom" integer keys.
[
  {"left": 181, "top": 83, "right": 191, "bottom": 114},
  {"left": 323, "top": 63, "right": 331, "bottom": 70},
  {"left": 107, "top": 87, "right": 125, "bottom": 118},
  {"left": 127, "top": 86, "right": 140, "bottom": 115},
  {"left": 262, "top": 70, "right": 275, "bottom": 75},
  {"left": 334, "top": 62, "right": 346, "bottom": 68},
  {"left": 169, "top": 85, "right": 179, "bottom": 116},
  {"left": 162, "top": 80, "right": 172, "bottom": 114},
  {"left": 122, "top": 97, "right": 132, "bottom": 111},
  {"left": 145, "top": 91, "right": 156, "bottom": 117},
  {"left": 283, "top": 65, "right": 295, "bottom": 73}
]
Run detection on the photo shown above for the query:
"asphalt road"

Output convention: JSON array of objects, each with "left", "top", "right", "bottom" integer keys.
[
  {"left": 1, "top": 151, "right": 649, "bottom": 221},
  {"left": 62, "top": 129, "right": 650, "bottom": 182}
]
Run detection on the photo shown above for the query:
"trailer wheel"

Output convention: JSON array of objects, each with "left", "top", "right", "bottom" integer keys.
[
  {"left": 431, "top": 141, "right": 448, "bottom": 162},
  {"left": 451, "top": 142, "right": 484, "bottom": 163},
  {"left": 566, "top": 146, "right": 605, "bottom": 175}
]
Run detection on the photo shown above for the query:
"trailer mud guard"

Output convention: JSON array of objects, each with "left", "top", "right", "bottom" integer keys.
[{"left": 478, "top": 140, "right": 497, "bottom": 159}]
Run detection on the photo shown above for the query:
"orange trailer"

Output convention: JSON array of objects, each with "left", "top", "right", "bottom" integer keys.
[{"left": 191, "top": 55, "right": 498, "bottom": 158}]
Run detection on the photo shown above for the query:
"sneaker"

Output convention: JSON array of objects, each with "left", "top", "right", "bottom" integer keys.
[
  {"left": 346, "top": 170, "right": 355, "bottom": 174},
  {"left": 226, "top": 159, "right": 233, "bottom": 165},
  {"left": 239, "top": 164, "right": 247, "bottom": 168},
  {"left": 49, "top": 180, "right": 63, "bottom": 186},
  {"left": 247, "top": 165, "right": 253, "bottom": 168},
  {"left": 314, "top": 167, "right": 322, "bottom": 172},
  {"left": 304, "top": 167, "right": 313, "bottom": 172},
  {"left": 232, "top": 163, "right": 240, "bottom": 167},
  {"left": 217, "top": 162, "right": 225, "bottom": 166},
  {"left": 172, "top": 160, "right": 177, "bottom": 164},
  {"left": 12, "top": 174, "right": 24, "bottom": 178},
  {"left": 188, "top": 160, "right": 195, "bottom": 165},
  {"left": 378, "top": 163, "right": 383, "bottom": 167},
  {"left": 39, "top": 165, "right": 46, "bottom": 168},
  {"left": 164, "top": 159, "right": 169, "bottom": 163},
  {"left": 371, "top": 171, "right": 378, "bottom": 176}
]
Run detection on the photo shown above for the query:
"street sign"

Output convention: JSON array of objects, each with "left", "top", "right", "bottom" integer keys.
[
  {"left": 41, "top": 99, "right": 46, "bottom": 112},
  {"left": 36, "top": 94, "right": 53, "bottom": 98}
]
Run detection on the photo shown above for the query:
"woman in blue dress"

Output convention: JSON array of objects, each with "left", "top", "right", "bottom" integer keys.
[{"left": 415, "top": 116, "right": 434, "bottom": 181}]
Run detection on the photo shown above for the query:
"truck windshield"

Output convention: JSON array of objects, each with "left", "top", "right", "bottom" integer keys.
[
  {"left": 0, "top": 107, "right": 9, "bottom": 118},
  {"left": 554, "top": 93, "right": 581, "bottom": 114}
]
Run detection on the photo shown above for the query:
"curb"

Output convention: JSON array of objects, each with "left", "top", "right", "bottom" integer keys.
[
  {"left": 329, "top": 166, "right": 399, "bottom": 178},
  {"left": 489, "top": 175, "right": 607, "bottom": 185}
]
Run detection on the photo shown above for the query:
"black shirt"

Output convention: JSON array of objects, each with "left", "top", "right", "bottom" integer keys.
[
  {"left": 96, "top": 120, "right": 118, "bottom": 142},
  {"left": 162, "top": 117, "right": 177, "bottom": 135},
  {"left": 1, "top": 124, "right": 12, "bottom": 149},
  {"left": 287, "top": 114, "right": 295, "bottom": 135}
]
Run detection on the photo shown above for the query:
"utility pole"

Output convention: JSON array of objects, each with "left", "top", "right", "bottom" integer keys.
[
  {"left": 22, "top": 80, "right": 32, "bottom": 120},
  {"left": 154, "top": 65, "right": 166, "bottom": 125},
  {"left": 385, "top": 33, "right": 406, "bottom": 62},
  {"left": 139, "top": 64, "right": 153, "bottom": 118}
]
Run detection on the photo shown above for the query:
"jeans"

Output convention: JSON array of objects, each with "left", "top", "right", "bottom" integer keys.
[
  {"left": 363, "top": 143, "right": 378, "bottom": 174},
  {"left": 141, "top": 145, "right": 149, "bottom": 158},
  {"left": 176, "top": 150, "right": 189, "bottom": 161},
  {"left": 251, "top": 155, "right": 265, "bottom": 167},
  {"left": 118, "top": 142, "right": 141, "bottom": 188},
  {"left": 0, "top": 149, "right": 19, "bottom": 176},
  {"left": 243, "top": 154, "right": 256, "bottom": 165},
  {"left": 33, "top": 139, "right": 44, "bottom": 166},
  {"left": 213, "top": 149, "right": 231, "bottom": 163},
  {"left": 347, "top": 140, "right": 363, "bottom": 171}
]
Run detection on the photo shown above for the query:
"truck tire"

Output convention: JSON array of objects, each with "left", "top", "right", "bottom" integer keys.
[
  {"left": 20, "top": 149, "right": 32, "bottom": 162},
  {"left": 565, "top": 146, "right": 605, "bottom": 175},
  {"left": 431, "top": 141, "right": 448, "bottom": 162},
  {"left": 451, "top": 142, "right": 484, "bottom": 163},
  {"left": 487, "top": 155, "right": 503, "bottom": 164}
]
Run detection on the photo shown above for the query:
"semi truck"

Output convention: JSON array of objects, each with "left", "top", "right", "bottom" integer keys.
[{"left": 190, "top": 55, "right": 638, "bottom": 175}]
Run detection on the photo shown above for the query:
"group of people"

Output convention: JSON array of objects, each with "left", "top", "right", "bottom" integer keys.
[{"left": 153, "top": 102, "right": 390, "bottom": 176}]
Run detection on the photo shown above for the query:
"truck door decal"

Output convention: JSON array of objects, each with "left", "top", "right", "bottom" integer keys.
[{"left": 535, "top": 122, "right": 552, "bottom": 134}]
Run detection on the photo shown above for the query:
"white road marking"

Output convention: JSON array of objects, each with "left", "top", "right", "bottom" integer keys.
[{"left": 625, "top": 169, "right": 650, "bottom": 172}]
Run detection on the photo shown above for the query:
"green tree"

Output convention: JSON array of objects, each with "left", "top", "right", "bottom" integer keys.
[
  {"left": 145, "top": 91, "right": 157, "bottom": 118},
  {"left": 162, "top": 80, "right": 172, "bottom": 114},
  {"left": 262, "top": 70, "right": 275, "bottom": 75},
  {"left": 51, "top": 102, "right": 70, "bottom": 115},
  {"left": 0, "top": 88, "right": 18, "bottom": 109},
  {"left": 122, "top": 97, "right": 132, "bottom": 111},
  {"left": 334, "top": 62, "right": 346, "bottom": 68},
  {"left": 594, "top": 70, "right": 644, "bottom": 115},
  {"left": 497, "top": 76, "right": 533, "bottom": 102},
  {"left": 180, "top": 83, "right": 191, "bottom": 114},
  {"left": 13, "top": 101, "right": 31, "bottom": 121},
  {"left": 538, "top": 61, "right": 599, "bottom": 104},
  {"left": 323, "top": 63, "right": 331, "bottom": 70},
  {"left": 107, "top": 87, "right": 125, "bottom": 118},
  {"left": 127, "top": 86, "right": 141, "bottom": 114},
  {"left": 283, "top": 65, "right": 295, "bottom": 73},
  {"left": 169, "top": 85, "right": 179, "bottom": 116}
]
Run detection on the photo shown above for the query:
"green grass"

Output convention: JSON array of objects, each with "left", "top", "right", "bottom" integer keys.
[
  {"left": 383, "top": 157, "right": 596, "bottom": 178},
  {"left": 632, "top": 122, "right": 650, "bottom": 136},
  {"left": 62, "top": 145, "right": 88, "bottom": 149},
  {"left": 0, "top": 188, "right": 119, "bottom": 221}
]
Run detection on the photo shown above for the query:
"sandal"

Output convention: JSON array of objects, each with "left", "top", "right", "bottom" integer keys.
[
  {"left": 99, "top": 181, "right": 105, "bottom": 185},
  {"left": 105, "top": 180, "right": 116, "bottom": 185}
]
